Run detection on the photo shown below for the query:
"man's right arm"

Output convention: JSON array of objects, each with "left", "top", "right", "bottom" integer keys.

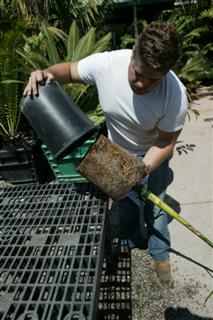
[{"left": 23, "top": 62, "right": 84, "bottom": 96}]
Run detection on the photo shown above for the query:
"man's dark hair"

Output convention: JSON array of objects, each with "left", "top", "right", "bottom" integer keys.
[{"left": 134, "top": 21, "right": 182, "bottom": 74}]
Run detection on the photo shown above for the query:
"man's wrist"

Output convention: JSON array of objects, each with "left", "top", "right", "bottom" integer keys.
[{"left": 143, "top": 164, "right": 151, "bottom": 178}]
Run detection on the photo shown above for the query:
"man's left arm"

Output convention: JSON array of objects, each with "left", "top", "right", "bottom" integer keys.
[{"left": 142, "top": 129, "right": 182, "bottom": 174}]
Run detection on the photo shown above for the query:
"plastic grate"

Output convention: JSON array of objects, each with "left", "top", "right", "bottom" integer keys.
[
  {"left": 98, "top": 249, "right": 132, "bottom": 320},
  {"left": 0, "top": 183, "right": 108, "bottom": 320}
]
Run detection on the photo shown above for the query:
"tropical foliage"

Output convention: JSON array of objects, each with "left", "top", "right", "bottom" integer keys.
[
  {"left": 118, "top": 1, "right": 213, "bottom": 104},
  {"left": 160, "top": 5, "right": 213, "bottom": 97},
  {"left": 17, "top": 21, "right": 111, "bottom": 114},
  {"left": 0, "top": 19, "right": 30, "bottom": 140},
  {"left": 0, "top": 0, "right": 110, "bottom": 32},
  {"left": 0, "top": 0, "right": 212, "bottom": 140},
  {"left": 0, "top": 1, "right": 111, "bottom": 139}
]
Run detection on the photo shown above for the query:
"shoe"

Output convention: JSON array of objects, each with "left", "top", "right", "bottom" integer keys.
[{"left": 154, "top": 260, "right": 171, "bottom": 282}]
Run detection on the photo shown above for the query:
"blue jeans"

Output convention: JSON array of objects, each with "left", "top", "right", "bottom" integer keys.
[{"left": 128, "top": 159, "right": 170, "bottom": 262}]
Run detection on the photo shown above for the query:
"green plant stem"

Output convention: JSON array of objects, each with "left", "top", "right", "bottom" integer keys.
[
  {"left": 204, "top": 290, "right": 213, "bottom": 305},
  {"left": 140, "top": 186, "right": 213, "bottom": 248}
]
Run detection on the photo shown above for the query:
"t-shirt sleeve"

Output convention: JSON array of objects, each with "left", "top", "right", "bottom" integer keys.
[
  {"left": 157, "top": 88, "right": 188, "bottom": 132},
  {"left": 77, "top": 52, "right": 106, "bottom": 85}
]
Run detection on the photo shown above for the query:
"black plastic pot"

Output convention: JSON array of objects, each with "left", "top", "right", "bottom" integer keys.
[{"left": 20, "top": 81, "right": 98, "bottom": 160}]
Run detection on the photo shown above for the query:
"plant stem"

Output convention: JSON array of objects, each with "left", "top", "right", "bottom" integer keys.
[{"left": 140, "top": 186, "right": 213, "bottom": 248}]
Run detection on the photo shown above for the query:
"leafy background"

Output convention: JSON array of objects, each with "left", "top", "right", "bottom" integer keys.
[{"left": 0, "top": 0, "right": 212, "bottom": 141}]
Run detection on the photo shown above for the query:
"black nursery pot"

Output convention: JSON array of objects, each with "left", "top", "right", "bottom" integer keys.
[{"left": 20, "top": 81, "right": 98, "bottom": 160}]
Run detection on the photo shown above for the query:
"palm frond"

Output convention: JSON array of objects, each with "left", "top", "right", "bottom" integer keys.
[
  {"left": 200, "top": 8, "right": 213, "bottom": 19},
  {"left": 86, "top": 104, "right": 105, "bottom": 124},
  {"left": 47, "top": 26, "right": 67, "bottom": 42},
  {"left": 67, "top": 21, "right": 80, "bottom": 61},
  {"left": 64, "top": 83, "right": 89, "bottom": 103},
  {"left": 41, "top": 23, "right": 61, "bottom": 65},
  {"left": 183, "top": 26, "right": 208, "bottom": 44},
  {"left": 202, "top": 43, "right": 213, "bottom": 54},
  {"left": 73, "top": 28, "right": 96, "bottom": 60},
  {"left": 187, "top": 105, "right": 200, "bottom": 121},
  {"left": 16, "top": 49, "right": 50, "bottom": 71},
  {"left": 0, "top": 82, "right": 21, "bottom": 138},
  {"left": 88, "top": 32, "right": 112, "bottom": 55}
]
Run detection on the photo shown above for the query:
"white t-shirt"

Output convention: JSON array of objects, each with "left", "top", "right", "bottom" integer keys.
[{"left": 78, "top": 49, "right": 188, "bottom": 156}]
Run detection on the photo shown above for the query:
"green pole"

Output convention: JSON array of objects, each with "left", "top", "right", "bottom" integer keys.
[{"left": 140, "top": 186, "right": 213, "bottom": 248}]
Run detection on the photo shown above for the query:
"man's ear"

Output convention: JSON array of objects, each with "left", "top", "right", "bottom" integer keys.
[
  {"left": 132, "top": 45, "right": 135, "bottom": 56},
  {"left": 132, "top": 45, "right": 137, "bottom": 61}
]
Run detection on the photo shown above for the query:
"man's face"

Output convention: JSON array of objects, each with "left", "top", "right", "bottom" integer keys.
[{"left": 128, "top": 57, "right": 164, "bottom": 95}]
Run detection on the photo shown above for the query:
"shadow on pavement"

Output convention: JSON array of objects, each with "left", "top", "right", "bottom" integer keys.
[
  {"left": 175, "top": 141, "right": 196, "bottom": 155},
  {"left": 164, "top": 307, "right": 213, "bottom": 320},
  {"left": 170, "top": 248, "right": 213, "bottom": 275},
  {"left": 165, "top": 194, "right": 181, "bottom": 224}
]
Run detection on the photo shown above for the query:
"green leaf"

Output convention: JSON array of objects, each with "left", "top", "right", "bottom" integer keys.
[
  {"left": 67, "top": 21, "right": 80, "bottom": 61},
  {"left": 48, "top": 26, "right": 68, "bottom": 43},
  {"left": 183, "top": 27, "right": 207, "bottom": 43},
  {"left": 73, "top": 28, "right": 96, "bottom": 60},
  {"left": 41, "top": 22, "right": 60, "bottom": 65},
  {"left": 204, "top": 290, "right": 213, "bottom": 305},
  {"left": 86, "top": 104, "right": 105, "bottom": 124},
  {"left": 203, "top": 43, "right": 213, "bottom": 54},
  {"left": 88, "top": 32, "right": 112, "bottom": 55},
  {"left": 16, "top": 49, "right": 49, "bottom": 70},
  {"left": 200, "top": 8, "right": 213, "bottom": 19},
  {"left": 187, "top": 107, "right": 200, "bottom": 120},
  {"left": 0, "top": 80, "right": 24, "bottom": 84}
]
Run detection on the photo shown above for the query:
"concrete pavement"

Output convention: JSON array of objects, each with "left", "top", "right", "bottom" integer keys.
[
  {"left": 131, "top": 87, "right": 213, "bottom": 319},
  {"left": 168, "top": 87, "right": 213, "bottom": 316}
]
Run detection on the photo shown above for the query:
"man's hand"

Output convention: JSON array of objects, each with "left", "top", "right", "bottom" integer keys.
[
  {"left": 23, "top": 69, "right": 54, "bottom": 96},
  {"left": 143, "top": 129, "right": 182, "bottom": 173},
  {"left": 23, "top": 62, "right": 84, "bottom": 97},
  {"left": 135, "top": 159, "right": 150, "bottom": 186}
]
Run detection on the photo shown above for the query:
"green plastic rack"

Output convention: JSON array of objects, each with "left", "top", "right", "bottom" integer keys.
[{"left": 41, "top": 135, "right": 97, "bottom": 183}]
